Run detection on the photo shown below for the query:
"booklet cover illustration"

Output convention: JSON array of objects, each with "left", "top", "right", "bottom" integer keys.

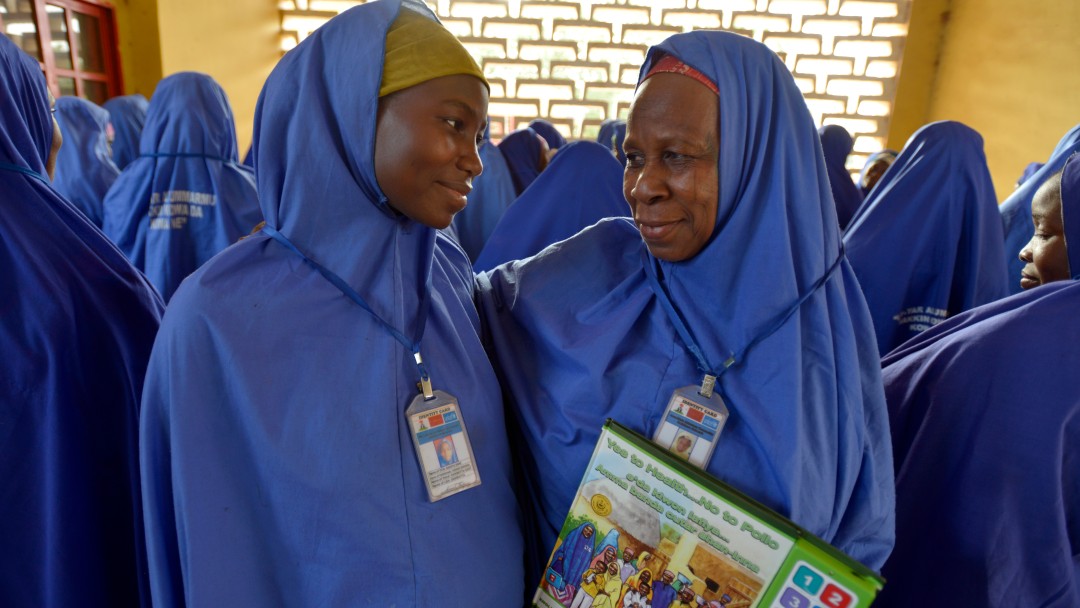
[{"left": 533, "top": 421, "right": 883, "bottom": 608}]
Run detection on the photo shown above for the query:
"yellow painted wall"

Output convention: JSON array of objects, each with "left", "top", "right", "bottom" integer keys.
[
  {"left": 891, "top": 0, "right": 1080, "bottom": 200},
  {"left": 109, "top": 0, "right": 280, "bottom": 156},
  {"left": 109, "top": 0, "right": 164, "bottom": 99}
]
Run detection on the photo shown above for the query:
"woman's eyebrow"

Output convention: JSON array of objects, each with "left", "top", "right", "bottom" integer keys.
[{"left": 441, "top": 99, "right": 479, "bottom": 120}]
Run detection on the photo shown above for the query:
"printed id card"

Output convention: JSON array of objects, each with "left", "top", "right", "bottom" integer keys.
[
  {"left": 406, "top": 390, "right": 481, "bottom": 502},
  {"left": 651, "top": 385, "right": 729, "bottom": 469}
]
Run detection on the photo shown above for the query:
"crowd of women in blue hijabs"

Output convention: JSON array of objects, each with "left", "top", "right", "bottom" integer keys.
[{"left": 2, "top": 0, "right": 1077, "bottom": 605}]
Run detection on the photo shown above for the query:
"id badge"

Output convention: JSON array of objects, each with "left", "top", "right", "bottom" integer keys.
[
  {"left": 406, "top": 390, "right": 482, "bottom": 502},
  {"left": 652, "top": 384, "right": 729, "bottom": 469}
]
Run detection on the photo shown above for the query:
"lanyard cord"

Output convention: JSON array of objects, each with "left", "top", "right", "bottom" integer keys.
[
  {"left": 643, "top": 249, "right": 845, "bottom": 395},
  {"left": 140, "top": 152, "right": 236, "bottom": 164},
  {"left": 261, "top": 225, "right": 437, "bottom": 398},
  {"left": 0, "top": 162, "right": 49, "bottom": 184}
]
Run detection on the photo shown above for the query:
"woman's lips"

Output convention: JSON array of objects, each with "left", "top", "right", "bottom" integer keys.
[{"left": 638, "top": 220, "right": 678, "bottom": 241}]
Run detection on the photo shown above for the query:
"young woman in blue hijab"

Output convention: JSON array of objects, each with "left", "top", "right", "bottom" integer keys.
[
  {"left": 478, "top": 31, "right": 895, "bottom": 576},
  {"left": 474, "top": 140, "right": 629, "bottom": 271},
  {"left": 139, "top": 2, "right": 524, "bottom": 605},
  {"left": 499, "top": 125, "right": 549, "bottom": 195},
  {"left": 102, "top": 72, "right": 262, "bottom": 301},
  {"left": 0, "top": 35, "right": 163, "bottom": 608},
  {"left": 103, "top": 94, "right": 149, "bottom": 170},
  {"left": 51, "top": 96, "right": 120, "bottom": 228},
  {"left": 818, "top": 124, "right": 863, "bottom": 230},
  {"left": 843, "top": 121, "right": 1009, "bottom": 356},
  {"left": 874, "top": 195, "right": 1080, "bottom": 605},
  {"left": 1000, "top": 124, "right": 1080, "bottom": 294},
  {"left": 449, "top": 125, "right": 517, "bottom": 261}
]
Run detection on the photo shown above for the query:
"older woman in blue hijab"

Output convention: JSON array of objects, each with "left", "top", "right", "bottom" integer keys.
[
  {"left": 874, "top": 157, "right": 1080, "bottom": 602},
  {"left": 103, "top": 94, "right": 148, "bottom": 170},
  {"left": 0, "top": 35, "right": 163, "bottom": 608},
  {"left": 1000, "top": 124, "right": 1080, "bottom": 294},
  {"left": 102, "top": 72, "right": 262, "bottom": 301},
  {"left": 51, "top": 96, "right": 120, "bottom": 228},
  {"left": 843, "top": 121, "right": 1008, "bottom": 356},
  {"left": 478, "top": 31, "right": 895, "bottom": 576},
  {"left": 818, "top": 124, "right": 863, "bottom": 230},
  {"left": 474, "top": 140, "right": 628, "bottom": 271},
  {"left": 139, "top": 2, "right": 524, "bottom": 605}
]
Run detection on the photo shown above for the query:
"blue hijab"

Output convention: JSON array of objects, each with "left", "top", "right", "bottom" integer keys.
[
  {"left": 474, "top": 140, "right": 628, "bottom": 271},
  {"left": 843, "top": 121, "right": 1008, "bottom": 356},
  {"left": 102, "top": 72, "right": 262, "bottom": 302},
  {"left": 528, "top": 118, "right": 567, "bottom": 150},
  {"left": 875, "top": 280, "right": 1080, "bottom": 607},
  {"left": 139, "top": 2, "right": 524, "bottom": 606},
  {"left": 1000, "top": 125, "right": 1080, "bottom": 293},
  {"left": 103, "top": 94, "right": 149, "bottom": 170},
  {"left": 613, "top": 119, "right": 628, "bottom": 165},
  {"left": 52, "top": 96, "right": 120, "bottom": 228},
  {"left": 597, "top": 118, "right": 620, "bottom": 153},
  {"left": 818, "top": 124, "right": 863, "bottom": 230},
  {"left": 1062, "top": 153, "right": 1080, "bottom": 279},
  {"left": 549, "top": 523, "right": 597, "bottom": 590},
  {"left": 857, "top": 149, "right": 897, "bottom": 195},
  {"left": 0, "top": 35, "right": 163, "bottom": 608},
  {"left": 498, "top": 126, "right": 545, "bottom": 195},
  {"left": 478, "top": 31, "right": 895, "bottom": 575},
  {"left": 449, "top": 135, "right": 517, "bottom": 261},
  {"left": 1017, "top": 161, "right": 1044, "bottom": 187}
]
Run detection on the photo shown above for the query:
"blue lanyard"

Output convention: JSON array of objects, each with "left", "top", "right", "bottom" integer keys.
[
  {"left": 141, "top": 152, "right": 236, "bottom": 164},
  {"left": 0, "top": 162, "right": 49, "bottom": 184},
  {"left": 262, "top": 225, "right": 437, "bottom": 398},
  {"left": 643, "top": 248, "right": 845, "bottom": 396}
]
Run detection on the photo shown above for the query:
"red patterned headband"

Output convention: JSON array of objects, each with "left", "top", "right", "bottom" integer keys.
[{"left": 643, "top": 55, "right": 719, "bottom": 95}]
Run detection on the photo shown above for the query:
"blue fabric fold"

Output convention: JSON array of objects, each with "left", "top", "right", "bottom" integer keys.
[
  {"left": 474, "top": 140, "right": 629, "bottom": 271},
  {"left": 102, "top": 72, "right": 262, "bottom": 301},
  {"left": 449, "top": 136, "right": 517, "bottom": 261},
  {"left": 138, "top": 2, "right": 524, "bottom": 605},
  {"left": 52, "top": 96, "right": 120, "bottom": 228},
  {"left": 103, "top": 94, "right": 149, "bottom": 170},
  {"left": 818, "top": 124, "right": 863, "bottom": 230},
  {"left": 478, "top": 30, "right": 895, "bottom": 576},
  {"left": 843, "top": 121, "right": 1008, "bottom": 356},
  {"left": 0, "top": 34, "right": 163, "bottom": 608},
  {"left": 875, "top": 280, "right": 1080, "bottom": 607},
  {"left": 1000, "top": 125, "right": 1080, "bottom": 294}
]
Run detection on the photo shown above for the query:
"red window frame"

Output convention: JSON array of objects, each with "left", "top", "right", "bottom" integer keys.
[{"left": 0, "top": 0, "right": 123, "bottom": 101}]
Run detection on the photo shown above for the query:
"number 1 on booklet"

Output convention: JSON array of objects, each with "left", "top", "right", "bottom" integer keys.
[
  {"left": 406, "top": 390, "right": 481, "bottom": 502},
  {"left": 652, "top": 384, "right": 729, "bottom": 468}
]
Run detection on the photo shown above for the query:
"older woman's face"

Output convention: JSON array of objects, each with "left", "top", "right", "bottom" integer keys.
[
  {"left": 623, "top": 73, "right": 719, "bottom": 262},
  {"left": 1019, "top": 173, "right": 1070, "bottom": 289}
]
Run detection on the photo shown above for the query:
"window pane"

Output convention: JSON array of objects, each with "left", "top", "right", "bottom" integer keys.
[
  {"left": 81, "top": 79, "right": 107, "bottom": 104},
  {"left": 72, "top": 11, "right": 104, "bottom": 72},
  {"left": 57, "top": 75, "right": 75, "bottom": 97},
  {"left": 46, "top": 4, "right": 72, "bottom": 70},
  {"left": 2, "top": 0, "right": 42, "bottom": 61}
]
